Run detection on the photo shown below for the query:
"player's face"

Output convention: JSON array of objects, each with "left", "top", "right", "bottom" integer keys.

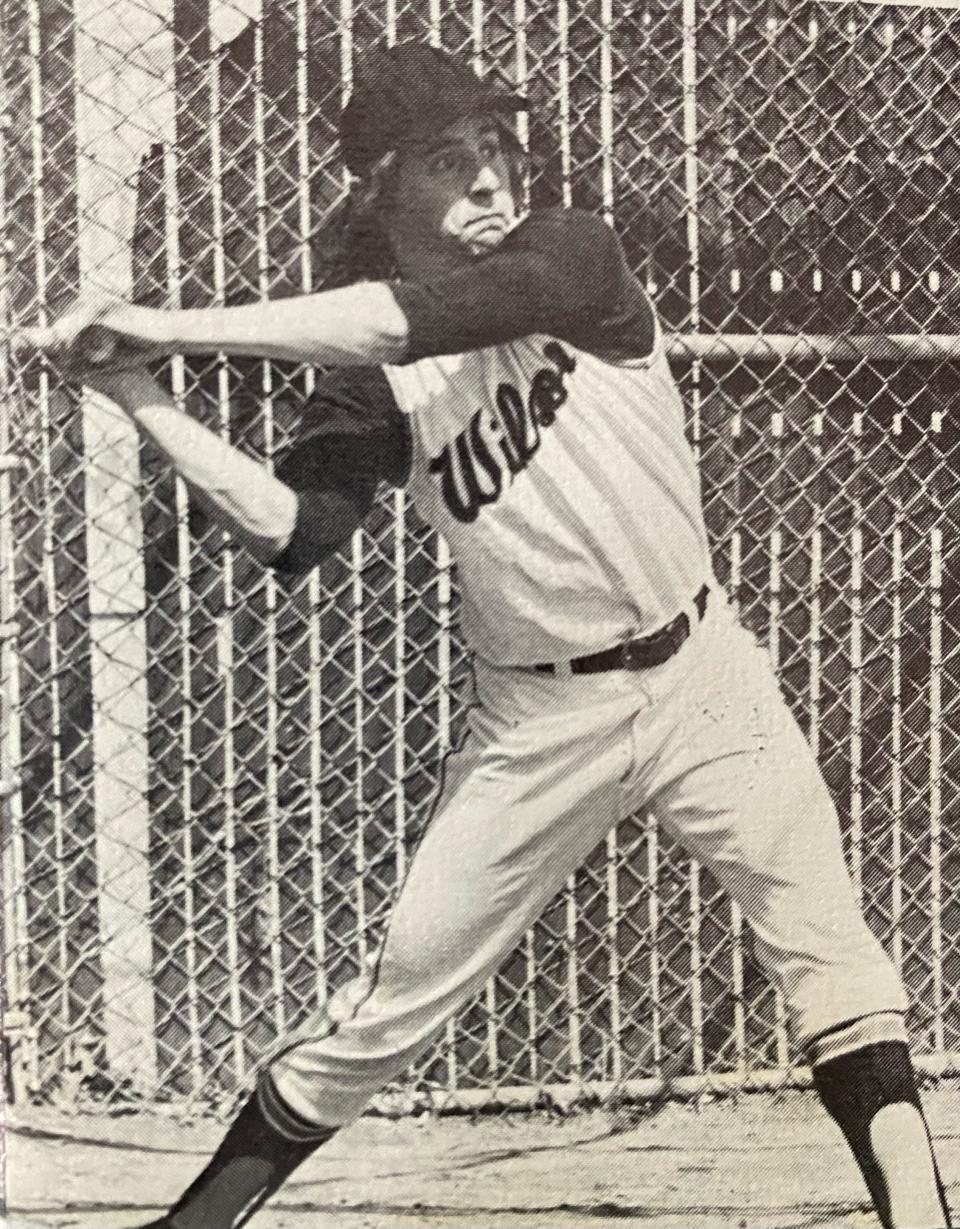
[{"left": 391, "top": 115, "right": 517, "bottom": 260}]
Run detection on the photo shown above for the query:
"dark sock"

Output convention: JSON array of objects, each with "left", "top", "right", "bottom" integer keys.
[
  {"left": 813, "top": 1041, "right": 951, "bottom": 1229},
  {"left": 151, "top": 1075, "right": 336, "bottom": 1229}
]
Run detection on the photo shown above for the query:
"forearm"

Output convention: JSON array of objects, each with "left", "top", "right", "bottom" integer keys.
[
  {"left": 89, "top": 370, "right": 297, "bottom": 563},
  {"left": 100, "top": 283, "right": 409, "bottom": 368}
]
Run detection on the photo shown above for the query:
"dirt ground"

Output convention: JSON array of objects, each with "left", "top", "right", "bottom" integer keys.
[{"left": 3, "top": 1084, "right": 959, "bottom": 1229}]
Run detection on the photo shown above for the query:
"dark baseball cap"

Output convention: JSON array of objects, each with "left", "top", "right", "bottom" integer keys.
[{"left": 339, "top": 42, "right": 526, "bottom": 177}]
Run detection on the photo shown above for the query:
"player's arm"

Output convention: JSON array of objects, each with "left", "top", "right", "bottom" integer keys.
[
  {"left": 16, "top": 283, "right": 409, "bottom": 371},
  {"left": 392, "top": 208, "right": 657, "bottom": 363},
  {"left": 84, "top": 368, "right": 374, "bottom": 566},
  {"left": 153, "top": 210, "right": 652, "bottom": 364},
  {"left": 18, "top": 211, "right": 649, "bottom": 372}
]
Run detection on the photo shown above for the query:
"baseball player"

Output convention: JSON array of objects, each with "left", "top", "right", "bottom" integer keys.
[{"left": 20, "top": 41, "right": 951, "bottom": 1229}]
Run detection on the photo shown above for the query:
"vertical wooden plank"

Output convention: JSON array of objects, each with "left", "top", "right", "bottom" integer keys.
[
  {"left": 0, "top": 79, "right": 28, "bottom": 1125},
  {"left": 767, "top": 516, "right": 789, "bottom": 1068},
  {"left": 292, "top": 0, "right": 328, "bottom": 1017},
  {"left": 0, "top": 181, "right": 30, "bottom": 1043},
  {"left": 438, "top": 535, "right": 457, "bottom": 1092},
  {"left": 248, "top": 4, "right": 286, "bottom": 1042},
  {"left": 849, "top": 435, "right": 864, "bottom": 898},
  {"left": 520, "top": 929, "right": 535, "bottom": 1084},
  {"left": 681, "top": 0, "right": 706, "bottom": 1079},
  {"left": 74, "top": 0, "right": 176, "bottom": 1092},
  {"left": 24, "top": 0, "right": 74, "bottom": 1065},
  {"left": 203, "top": 14, "right": 247, "bottom": 1086},
  {"left": 0, "top": 6, "right": 30, "bottom": 1045},
  {"left": 728, "top": 495, "right": 746, "bottom": 1073},
  {"left": 513, "top": 0, "right": 528, "bottom": 148},
  {"left": 150, "top": 58, "right": 205, "bottom": 1094},
  {"left": 598, "top": 0, "right": 620, "bottom": 1085},
  {"left": 647, "top": 816, "right": 662, "bottom": 1073},
  {"left": 471, "top": 0, "right": 485, "bottom": 68},
  {"left": 550, "top": 0, "right": 581, "bottom": 1092},
  {"left": 890, "top": 506, "right": 904, "bottom": 975},
  {"left": 929, "top": 526, "right": 944, "bottom": 1054}
]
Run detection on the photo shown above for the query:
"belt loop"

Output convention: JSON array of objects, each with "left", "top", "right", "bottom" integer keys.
[
  {"left": 688, "top": 584, "right": 709, "bottom": 630},
  {"left": 553, "top": 658, "right": 574, "bottom": 679}
]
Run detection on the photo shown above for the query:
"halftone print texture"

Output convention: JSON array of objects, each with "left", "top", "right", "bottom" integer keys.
[{"left": 2, "top": 0, "right": 958, "bottom": 1116}]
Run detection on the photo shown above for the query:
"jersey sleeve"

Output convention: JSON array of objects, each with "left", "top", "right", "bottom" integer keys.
[
  {"left": 391, "top": 208, "right": 656, "bottom": 364},
  {"left": 269, "top": 364, "right": 411, "bottom": 574}
]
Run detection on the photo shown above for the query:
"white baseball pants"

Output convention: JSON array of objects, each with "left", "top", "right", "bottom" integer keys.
[{"left": 268, "top": 592, "right": 907, "bottom": 1128}]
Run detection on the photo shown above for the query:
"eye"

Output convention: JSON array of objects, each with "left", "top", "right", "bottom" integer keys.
[
  {"left": 430, "top": 152, "right": 458, "bottom": 174},
  {"left": 480, "top": 136, "right": 501, "bottom": 161}
]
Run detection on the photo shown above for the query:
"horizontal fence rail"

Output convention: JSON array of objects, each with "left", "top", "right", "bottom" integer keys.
[
  {"left": 667, "top": 333, "right": 960, "bottom": 363},
  {"left": 3, "top": 0, "right": 960, "bottom": 1116}
]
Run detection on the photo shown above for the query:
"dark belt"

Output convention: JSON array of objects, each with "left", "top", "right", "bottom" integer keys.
[{"left": 534, "top": 585, "right": 710, "bottom": 676}]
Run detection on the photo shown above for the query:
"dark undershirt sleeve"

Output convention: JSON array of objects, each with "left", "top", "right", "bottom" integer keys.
[
  {"left": 391, "top": 208, "right": 655, "bottom": 364},
  {"left": 269, "top": 365, "right": 410, "bottom": 575}
]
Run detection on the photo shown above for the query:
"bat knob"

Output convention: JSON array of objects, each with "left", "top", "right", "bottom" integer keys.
[{"left": 77, "top": 323, "right": 119, "bottom": 367}]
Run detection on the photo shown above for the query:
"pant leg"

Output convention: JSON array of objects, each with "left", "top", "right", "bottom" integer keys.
[
  {"left": 629, "top": 602, "right": 907, "bottom": 1048},
  {"left": 269, "top": 662, "right": 643, "bottom": 1127}
]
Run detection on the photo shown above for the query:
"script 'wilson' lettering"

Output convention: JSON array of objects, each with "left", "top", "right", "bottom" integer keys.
[{"left": 428, "top": 342, "right": 577, "bottom": 523}]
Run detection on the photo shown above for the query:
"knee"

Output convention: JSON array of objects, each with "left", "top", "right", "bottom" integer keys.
[{"left": 763, "top": 928, "right": 909, "bottom": 1046}]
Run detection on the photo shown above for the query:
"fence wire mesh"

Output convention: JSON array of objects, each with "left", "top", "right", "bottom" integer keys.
[{"left": 2, "top": 0, "right": 960, "bottom": 1115}]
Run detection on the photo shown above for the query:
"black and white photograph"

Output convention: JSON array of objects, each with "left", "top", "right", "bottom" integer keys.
[{"left": 1, "top": 1, "right": 959, "bottom": 1225}]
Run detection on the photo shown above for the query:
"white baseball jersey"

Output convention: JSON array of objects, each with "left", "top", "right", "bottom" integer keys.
[
  {"left": 277, "top": 207, "right": 715, "bottom": 666},
  {"left": 382, "top": 329, "right": 712, "bottom": 665}
]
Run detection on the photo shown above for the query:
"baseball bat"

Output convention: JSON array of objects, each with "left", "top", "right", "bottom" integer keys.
[{"left": 76, "top": 323, "right": 121, "bottom": 368}]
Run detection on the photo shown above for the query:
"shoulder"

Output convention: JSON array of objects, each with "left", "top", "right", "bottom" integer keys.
[{"left": 504, "top": 207, "right": 621, "bottom": 257}]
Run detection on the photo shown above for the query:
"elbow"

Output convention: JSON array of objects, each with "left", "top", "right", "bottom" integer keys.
[
  {"left": 265, "top": 530, "right": 343, "bottom": 576},
  {"left": 265, "top": 487, "right": 366, "bottom": 574},
  {"left": 214, "top": 484, "right": 299, "bottom": 567},
  {"left": 252, "top": 531, "right": 299, "bottom": 569},
  {"left": 341, "top": 283, "right": 410, "bottom": 364},
  {"left": 263, "top": 514, "right": 329, "bottom": 574},
  {"left": 364, "top": 282, "right": 410, "bottom": 363}
]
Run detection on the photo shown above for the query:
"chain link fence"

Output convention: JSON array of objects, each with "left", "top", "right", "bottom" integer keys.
[{"left": 2, "top": 0, "right": 959, "bottom": 1116}]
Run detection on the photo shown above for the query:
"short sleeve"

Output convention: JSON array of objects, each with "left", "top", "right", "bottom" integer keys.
[
  {"left": 274, "top": 365, "right": 411, "bottom": 492},
  {"left": 390, "top": 208, "right": 655, "bottom": 364},
  {"left": 269, "top": 365, "right": 411, "bottom": 574}
]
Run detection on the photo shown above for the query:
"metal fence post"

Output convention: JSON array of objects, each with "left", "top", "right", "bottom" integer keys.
[{"left": 74, "top": 0, "right": 176, "bottom": 1095}]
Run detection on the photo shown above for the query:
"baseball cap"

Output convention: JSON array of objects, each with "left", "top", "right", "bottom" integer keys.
[{"left": 339, "top": 42, "right": 527, "bottom": 178}]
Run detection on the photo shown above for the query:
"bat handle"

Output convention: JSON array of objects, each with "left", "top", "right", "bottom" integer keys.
[{"left": 77, "top": 323, "right": 120, "bottom": 368}]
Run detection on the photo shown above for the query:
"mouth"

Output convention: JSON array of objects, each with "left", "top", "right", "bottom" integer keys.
[
  {"left": 466, "top": 213, "right": 507, "bottom": 232},
  {"left": 462, "top": 215, "right": 509, "bottom": 251}
]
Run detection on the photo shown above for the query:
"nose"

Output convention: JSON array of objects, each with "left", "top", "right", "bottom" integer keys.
[{"left": 469, "top": 159, "right": 500, "bottom": 199}]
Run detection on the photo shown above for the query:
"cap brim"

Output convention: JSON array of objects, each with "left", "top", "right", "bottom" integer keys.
[{"left": 401, "top": 92, "right": 527, "bottom": 149}]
